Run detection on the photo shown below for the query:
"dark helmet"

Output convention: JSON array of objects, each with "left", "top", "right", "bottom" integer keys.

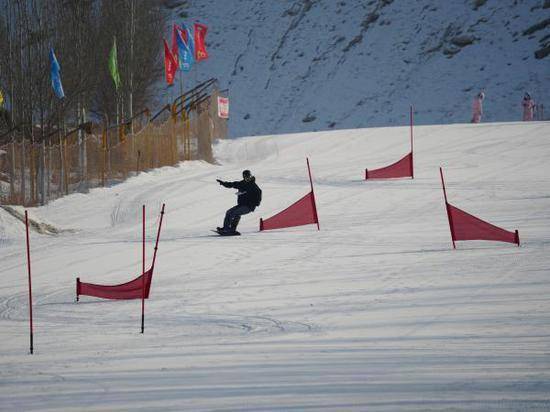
[{"left": 242, "top": 170, "right": 252, "bottom": 181}]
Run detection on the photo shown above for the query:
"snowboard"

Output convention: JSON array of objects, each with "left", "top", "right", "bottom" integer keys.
[{"left": 212, "top": 229, "right": 241, "bottom": 236}]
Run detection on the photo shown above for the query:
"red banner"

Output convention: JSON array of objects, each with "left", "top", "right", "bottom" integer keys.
[
  {"left": 76, "top": 204, "right": 166, "bottom": 301},
  {"left": 194, "top": 23, "right": 209, "bottom": 61},
  {"left": 77, "top": 268, "right": 153, "bottom": 300},
  {"left": 260, "top": 191, "right": 318, "bottom": 231},
  {"left": 163, "top": 39, "right": 177, "bottom": 86},
  {"left": 365, "top": 152, "right": 413, "bottom": 180},
  {"left": 440, "top": 167, "right": 519, "bottom": 247},
  {"left": 447, "top": 203, "right": 519, "bottom": 245}
]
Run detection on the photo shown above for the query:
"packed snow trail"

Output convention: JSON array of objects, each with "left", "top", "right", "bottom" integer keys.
[{"left": 1, "top": 122, "right": 549, "bottom": 411}]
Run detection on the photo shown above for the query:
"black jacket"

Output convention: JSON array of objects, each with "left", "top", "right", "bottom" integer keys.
[{"left": 220, "top": 177, "right": 261, "bottom": 210}]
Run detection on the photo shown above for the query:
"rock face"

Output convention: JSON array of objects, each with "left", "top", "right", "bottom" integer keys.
[{"left": 166, "top": 0, "right": 549, "bottom": 137}]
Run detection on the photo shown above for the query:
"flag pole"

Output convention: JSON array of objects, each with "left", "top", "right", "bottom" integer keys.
[
  {"left": 306, "top": 158, "right": 320, "bottom": 230},
  {"left": 440, "top": 167, "right": 456, "bottom": 249},
  {"left": 25, "top": 211, "right": 34, "bottom": 354},
  {"left": 141, "top": 204, "right": 145, "bottom": 333},
  {"left": 179, "top": 70, "right": 184, "bottom": 101},
  {"left": 410, "top": 105, "right": 414, "bottom": 179}
]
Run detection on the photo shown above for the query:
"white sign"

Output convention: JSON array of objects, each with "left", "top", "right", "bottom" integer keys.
[{"left": 217, "top": 96, "right": 229, "bottom": 119}]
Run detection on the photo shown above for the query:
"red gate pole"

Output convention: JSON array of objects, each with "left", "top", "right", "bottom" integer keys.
[
  {"left": 306, "top": 158, "right": 320, "bottom": 230},
  {"left": 410, "top": 105, "right": 414, "bottom": 179},
  {"left": 439, "top": 167, "right": 456, "bottom": 249},
  {"left": 24, "top": 211, "right": 34, "bottom": 354},
  {"left": 151, "top": 204, "right": 166, "bottom": 268},
  {"left": 141, "top": 205, "right": 145, "bottom": 334}
]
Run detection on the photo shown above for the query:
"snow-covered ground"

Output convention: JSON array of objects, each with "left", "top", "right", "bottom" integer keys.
[
  {"left": 167, "top": 0, "right": 549, "bottom": 137},
  {"left": 1, "top": 120, "right": 550, "bottom": 411}
]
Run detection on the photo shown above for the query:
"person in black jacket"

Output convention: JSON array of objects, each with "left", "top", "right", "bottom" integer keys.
[{"left": 217, "top": 170, "right": 262, "bottom": 234}]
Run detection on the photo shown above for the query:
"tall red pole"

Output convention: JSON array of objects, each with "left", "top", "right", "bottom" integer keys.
[
  {"left": 141, "top": 205, "right": 145, "bottom": 333},
  {"left": 306, "top": 158, "right": 320, "bottom": 230},
  {"left": 24, "top": 211, "right": 34, "bottom": 354},
  {"left": 410, "top": 105, "right": 414, "bottom": 179},
  {"left": 440, "top": 167, "right": 456, "bottom": 249}
]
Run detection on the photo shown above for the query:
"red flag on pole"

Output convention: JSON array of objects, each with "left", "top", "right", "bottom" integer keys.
[
  {"left": 163, "top": 39, "right": 177, "bottom": 86},
  {"left": 194, "top": 23, "right": 209, "bottom": 61}
]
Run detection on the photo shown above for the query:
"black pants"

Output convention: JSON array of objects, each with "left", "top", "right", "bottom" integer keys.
[{"left": 223, "top": 205, "right": 252, "bottom": 231}]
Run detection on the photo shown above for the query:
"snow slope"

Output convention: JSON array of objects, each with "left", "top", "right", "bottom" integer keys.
[
  {"left": 1, "top": 120, "right": 550, "bottom": 411},
  {"left": 167, "top": 0, "right": 549, "bottom": 137}
]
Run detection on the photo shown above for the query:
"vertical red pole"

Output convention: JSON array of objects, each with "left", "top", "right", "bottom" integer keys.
[
  {"left": 306, "top": 158, "right": 320, "bottom": 230},
  {"left": 141, "top": 205, "right": 145, "bottom": 334},
  {"left": 440, "top": 167, "right": 456, "bottom": 249},
  {"left": 24, "top": 211, "right": 34, "bottom": 354},
  {"left": 410, "top": 105, "right": 414, "bottom": 179}
]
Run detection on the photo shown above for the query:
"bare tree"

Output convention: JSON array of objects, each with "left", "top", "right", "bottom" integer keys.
[{"left": 0, "top": 0, "right": 167, "bottom": 144}]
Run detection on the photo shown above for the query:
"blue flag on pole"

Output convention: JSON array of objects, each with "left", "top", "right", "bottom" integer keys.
[
  {"left": 49, "top": 48, "right": 65, "bottom": 99},
  {"left": 182, "top": 24, "right": 194, "bottom": 61},
  {"left": 176, "top": 25, "right": 194, "bottom": 72}
]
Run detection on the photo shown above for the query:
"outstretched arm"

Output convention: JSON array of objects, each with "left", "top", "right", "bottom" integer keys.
[{"left": 217, "top": 179, "right": 239, "bottom": 188}]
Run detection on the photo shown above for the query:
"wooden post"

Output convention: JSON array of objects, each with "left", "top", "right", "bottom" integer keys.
[
  {"left": 9, "top": 142, "right": 15, "bottom": 203},
  {"left": 46, "top": 141, "right": 51, "bottom": 201},
  {"left": 63, "top": 139, "right": 69, "bottom": 195},
  {"left": 21, "top": 139, "right": 26, "bottom": 205},
  {"left": 59, "top": 135, "right": 65, "bottom": 197},
  {"left": 30, "top": 145, "right": 36, "bottom": 205},
  {"left": 40, "top": 141, "right": 46, "bottom": 205}
]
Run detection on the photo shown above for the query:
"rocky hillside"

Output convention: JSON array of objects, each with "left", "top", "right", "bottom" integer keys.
[{"left": 165, "top": 0, "right": 549, "bottom": 137}]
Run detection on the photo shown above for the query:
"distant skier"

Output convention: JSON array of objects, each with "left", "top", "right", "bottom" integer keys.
[
  {"left": 471, "top": 91, "right": 484, "bottom": 123},
  {"left": 216, "top": 170, "right": 262, "bottom": 235},
  {"left": 522, "top": 92, "right": 535, "bottom": 121}
]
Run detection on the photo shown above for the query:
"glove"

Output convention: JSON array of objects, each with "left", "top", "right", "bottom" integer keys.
[{"left": 216, "top": 179, "right": 223, "bottom": 185}]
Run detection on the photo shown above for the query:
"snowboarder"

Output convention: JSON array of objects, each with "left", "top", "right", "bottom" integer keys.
[
  {"left": 522, "top": 92, "right": 535, "bottom": 121},
  {"left": 471, "top": 91, "right": 484, "bottom": 123},
  {"left": 216, "top": 170, "right": 262, "bottom": 235}
]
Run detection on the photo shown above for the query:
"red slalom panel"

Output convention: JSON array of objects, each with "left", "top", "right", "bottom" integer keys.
[
  {"left": 447, "top": 203, "right": 520, "bottom": 245},
  {"left": 77, "top": 268, "right": 153, "bottom": 300},
  {"left": 365, "top": 152, "right": 413, "bottom": 180},
  {"left": 76, "top": 204, "right": 166, "bottom": 301},
  {"left": 260, "top": 191, "right": 318, "bottom": 231}
]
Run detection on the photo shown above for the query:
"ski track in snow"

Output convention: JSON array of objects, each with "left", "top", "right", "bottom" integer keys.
[{"left": 1, "top": 122, "right": 550, "bottom": 411}]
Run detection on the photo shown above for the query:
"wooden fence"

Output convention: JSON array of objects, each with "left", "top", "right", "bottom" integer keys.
[{"left": 0, "top": 80, "right": 227, "bottom": 206}]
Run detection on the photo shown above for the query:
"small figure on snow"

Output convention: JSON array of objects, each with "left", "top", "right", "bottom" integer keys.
[
  {"left": 471, "top": 91, "right": 485, "bottom": 123},
  {"left": 522, "top": 92, "right": 535, "bottom": 121},
  {"left": 216, "top": 170, "right": 262, "bottom": 235}
]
